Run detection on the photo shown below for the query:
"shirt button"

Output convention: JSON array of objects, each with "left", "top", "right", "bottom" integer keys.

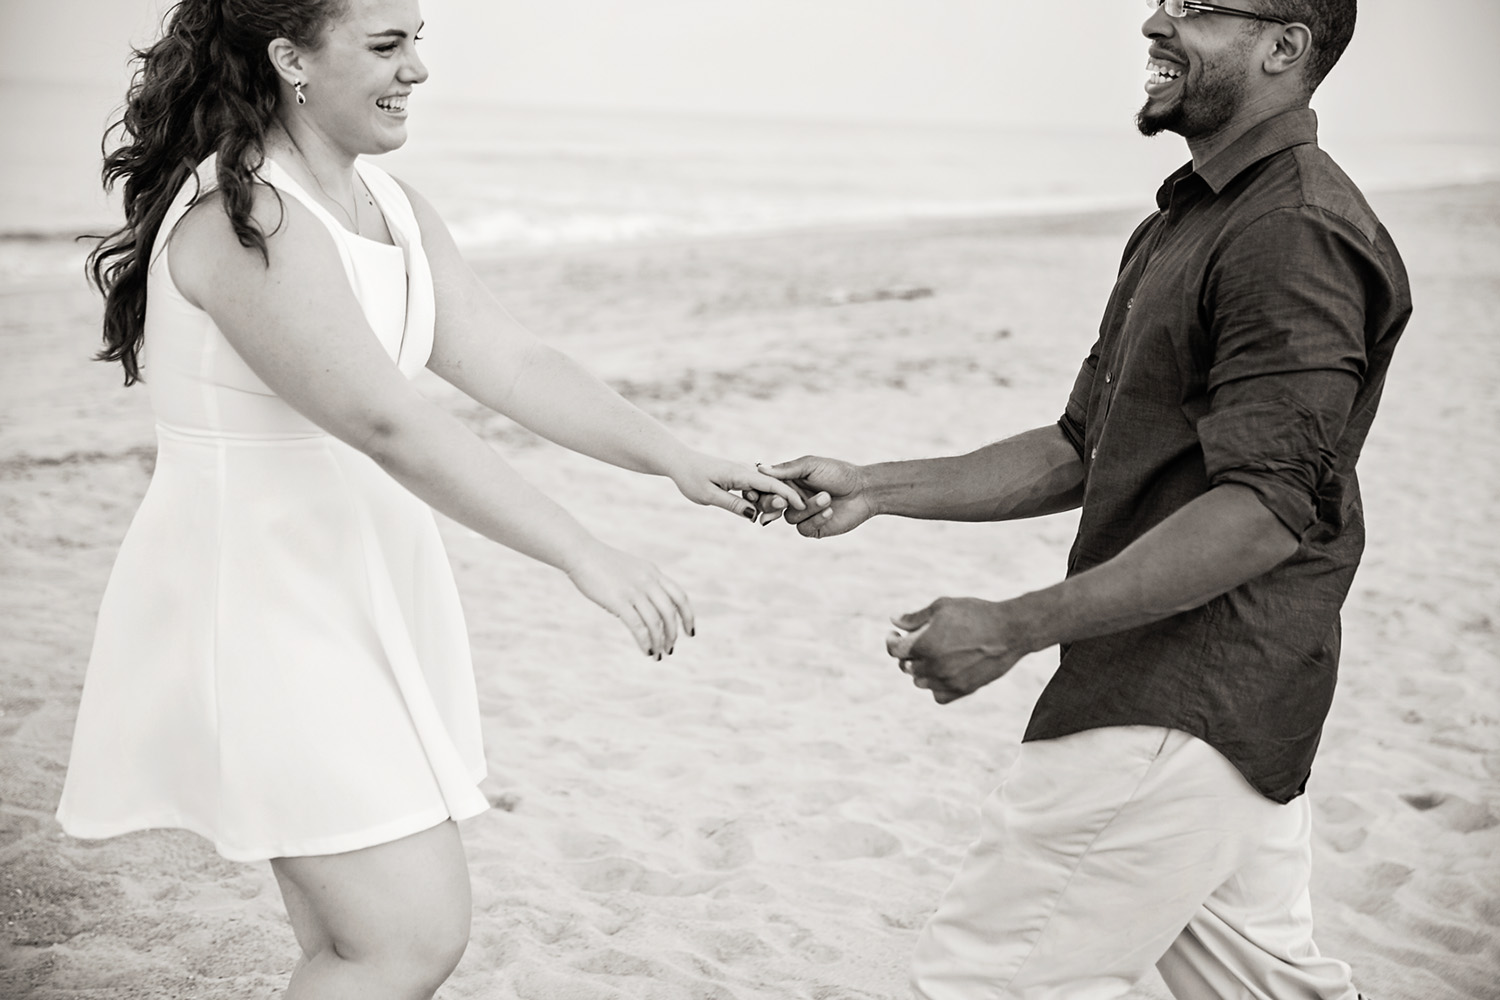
[
  {"left": 1104, "top": 373, "right": 1113, "bottom": 384},
  {"left": 1126, "top": 297, "right": 1134, "bottom": 309},
  {"left": 1090, "top": 447, "right": 1098, "bottom": 462}
]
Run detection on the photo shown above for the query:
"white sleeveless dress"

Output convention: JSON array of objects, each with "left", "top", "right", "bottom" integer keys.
[{"left": 56, "top": 157, "right": 491, "bottom": 861}]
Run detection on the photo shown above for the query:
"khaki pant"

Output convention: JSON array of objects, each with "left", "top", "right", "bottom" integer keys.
[{"left": 912, "top": 726, "right": 1359, "bottom": 1000}]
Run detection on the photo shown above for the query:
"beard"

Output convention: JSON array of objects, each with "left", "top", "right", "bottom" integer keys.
[{"left": 1136, "top": 44, "right": 1253, "bottom": 139}]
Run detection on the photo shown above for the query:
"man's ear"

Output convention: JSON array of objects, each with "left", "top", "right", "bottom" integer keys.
[
  {"left": 267, "top": 37, "right": 305, "bottom": 88},
  {"left": 1263, "top": 22, "right": 1312, "bottom": 78}
]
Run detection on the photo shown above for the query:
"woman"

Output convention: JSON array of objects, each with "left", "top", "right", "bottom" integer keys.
[{"left": 55, "top": 0, "right": 801, "bottom": 996}]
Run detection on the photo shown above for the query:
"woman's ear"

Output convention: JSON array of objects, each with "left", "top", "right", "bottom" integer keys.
[{"left": 267, "top": 37, "right": 305, "bottom": 88}]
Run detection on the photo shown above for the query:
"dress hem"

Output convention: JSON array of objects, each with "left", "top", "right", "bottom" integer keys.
[{"left": 55, "top": 774, "right": 491, "bottom": 862}]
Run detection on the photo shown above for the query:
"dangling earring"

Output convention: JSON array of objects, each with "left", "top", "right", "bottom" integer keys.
[{"left": 294, "top": 80, "right": 307, "bottom": 106}]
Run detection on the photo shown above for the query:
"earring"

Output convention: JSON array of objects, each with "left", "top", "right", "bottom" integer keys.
[{"left": 294, "top": 80, "right": 306, "bottom": 106}]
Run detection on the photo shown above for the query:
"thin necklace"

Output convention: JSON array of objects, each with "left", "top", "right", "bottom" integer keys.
[{"left": 283, "top": 131, "right": 373, "bottom": 235}]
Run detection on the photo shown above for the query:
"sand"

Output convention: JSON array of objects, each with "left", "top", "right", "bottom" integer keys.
[{"left": 2, "top": 183, "right": 1497, "bottom": 999}]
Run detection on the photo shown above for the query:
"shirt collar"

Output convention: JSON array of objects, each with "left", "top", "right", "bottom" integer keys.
[
  {"left": 1196, "top": 107, "right": 1320, "bottom": 193},
  {"left": 1154, "top": 107, "right": 1320, "bottom": 210}
]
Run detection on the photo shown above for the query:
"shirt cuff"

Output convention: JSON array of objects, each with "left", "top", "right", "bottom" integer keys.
[
  {"left": 1199, "top": 396, "right": 1326, "bottom": 539},
  {"left": 1057, "top": 413, "right": 1087, "bottom": 460}
]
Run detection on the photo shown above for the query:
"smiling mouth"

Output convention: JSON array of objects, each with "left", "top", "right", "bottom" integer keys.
[
  {"left": 1145, "top": 59, "right": 1184, "bottom": 95},
  {"left": 376, "top": 95, "right": 408, "bottom": 113}
]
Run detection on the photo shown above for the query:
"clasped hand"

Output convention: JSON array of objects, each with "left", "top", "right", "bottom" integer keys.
[
  {"left": 672, "top": 452, "right": 808, "bottom": 524},
  {"left": 739, "top": 455, "right": 872, "bottom": 537}
]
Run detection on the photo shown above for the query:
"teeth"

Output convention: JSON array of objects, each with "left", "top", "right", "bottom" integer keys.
[
  {"left": 1146, "top": 59, "right": 1182, "bottom": 82},
  {"left": 377, "top": 95, "right": 407, "bottom": 111}
]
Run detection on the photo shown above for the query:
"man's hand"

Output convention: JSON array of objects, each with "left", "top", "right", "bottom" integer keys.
[
  {"left": 742, "top": 455, "right": 877, "bottom": 537},
  {"left": 885, "top": 597, "right": 1038, "bottom": 703}
]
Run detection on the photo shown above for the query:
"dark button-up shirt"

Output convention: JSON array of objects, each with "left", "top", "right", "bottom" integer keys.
[{"left": 1031, "top": 109, "right": 1412, "bottom": 803}]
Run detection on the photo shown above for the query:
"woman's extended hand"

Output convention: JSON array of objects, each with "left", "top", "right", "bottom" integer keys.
[
  {"left": 564, "top": 542, "right": 695, "bottom": 660},
  {"left": 670, "top": 452, "right": 807, "bottom": 523}
]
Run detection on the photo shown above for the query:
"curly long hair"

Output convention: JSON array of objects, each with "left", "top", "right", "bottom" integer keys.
[{"left": 88, "top": 0, "right": 347, "bottom": 385}]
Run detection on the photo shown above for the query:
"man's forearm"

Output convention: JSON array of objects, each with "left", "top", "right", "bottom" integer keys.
[
  {"left": 1007, "top": 483, "right": 1301, "bottom": 652},
  {"left": 864, "top": 425, "right": 1085, "bottom": 523}
]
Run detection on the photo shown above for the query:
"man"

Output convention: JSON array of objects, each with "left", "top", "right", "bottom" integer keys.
[{"left": 749, "top": 1, "right": 1408, "bottom": 996}]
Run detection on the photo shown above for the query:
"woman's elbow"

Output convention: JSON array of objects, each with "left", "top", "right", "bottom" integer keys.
[{"left": 344, "top": 408, "right": 435, "bottom": 475}]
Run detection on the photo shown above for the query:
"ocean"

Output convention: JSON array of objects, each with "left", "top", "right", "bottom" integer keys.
[{"left": 5, "top": 78, "right": 1499, "bottom": 287}]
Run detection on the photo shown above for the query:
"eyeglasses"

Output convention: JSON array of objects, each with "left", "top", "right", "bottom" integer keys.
[{"left": 1147, "top": 0, "right": 1289, "bottom": 24}]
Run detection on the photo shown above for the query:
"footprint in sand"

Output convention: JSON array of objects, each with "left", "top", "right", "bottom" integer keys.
[
  {"left": 707, "top": 876, "right": 778, "bottom": 905},
  {"left": 552, "top": 829, "right": 624, "bottom": 860},
  {"left": 696, "top": 816, "right": 757, "bottom": 871},
  {"left": 570, "top": 946, "right": 743, "bottom": 998},
  {"left": 757, "top": 819, "right": 902, "bottom": 864},
  {"left": 1399, "top": 791, "right": 1500, "bottom": 833},
  {"left": 1320, "top": 825, "right": 1368, "bottom": 853},
  {"left": 1344, "top": 861, "right": 1415, "bottom": 919},
  {"left": 879, "top": 906, "right": 931, "bottom": 931},
  {"left": 767, "top": 913, "right": 843, "bottom": 964},
  {"left": 1315, "top": 794, "right": 1373, "bottom": 852},
  {"left": 697, "top": 925, "right": 776, "bottom": 965},
  {"left": 567, "top": 855, "right": 723, "bottom": 896},
  {"left": 509, "top": 962, "right": 628, "bottom": 1000},
  {"left": 788, "top": 779, "right": 869, "bottom": 817}
]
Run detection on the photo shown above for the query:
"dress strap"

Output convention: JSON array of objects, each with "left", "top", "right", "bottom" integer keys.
[
  {"left": 254, "top": 158, "right": 360, "bottom": 285},
  {"left": 353, "top": 161, "right": 437, "bottom": 376},
  {"left": 149, "top": 154, "right": 435, "bottom": 377}
]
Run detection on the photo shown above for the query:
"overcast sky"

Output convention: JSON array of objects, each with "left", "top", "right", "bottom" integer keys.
[{"left": 3, "top": 0, "right": 1498, "bottom": 138}]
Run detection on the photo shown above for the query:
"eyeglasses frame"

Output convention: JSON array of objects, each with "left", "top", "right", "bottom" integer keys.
[{"left": 1152, "top": 0, "right": 1289, "bottom": 25}]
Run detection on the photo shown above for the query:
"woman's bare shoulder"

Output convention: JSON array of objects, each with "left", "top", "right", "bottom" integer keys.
[
  {"left": 170, "top": 182, "right": 293, "bottom": 253},
  {"left": 168, "top": 181, "right": 333, "bottom": 305}
]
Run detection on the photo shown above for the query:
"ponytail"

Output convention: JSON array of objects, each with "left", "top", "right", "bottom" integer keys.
[{"left": 88, "top": 0, "right": 345, "bottom": 385}]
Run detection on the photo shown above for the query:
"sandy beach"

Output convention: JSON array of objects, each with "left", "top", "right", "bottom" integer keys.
[{"left": 2, "top": 182, "right": 1497, "bottom": 998}]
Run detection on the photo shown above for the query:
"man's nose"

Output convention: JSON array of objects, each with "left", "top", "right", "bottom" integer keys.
[{"left": 1143, "top": 4, "right": 1175, "bottom": 38}]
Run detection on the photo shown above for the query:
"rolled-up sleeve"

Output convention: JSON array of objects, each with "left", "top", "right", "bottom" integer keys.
[
  {"left": 1057, "top": 351, "right": 1098, "bottom": 461},
  {"left": 1198, "top": 207, "right": 1380, "bottom": 538}
]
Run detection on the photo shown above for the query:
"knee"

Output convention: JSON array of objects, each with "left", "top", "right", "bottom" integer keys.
[
  {"left": 427, "top": 914, "right": 471, "bottom": 982},
  {"left": 331, "top": 909, "right": 469, "bottom": 999},
  {"left": 396, "top": 910, "right": 471, "bottom": 995}
]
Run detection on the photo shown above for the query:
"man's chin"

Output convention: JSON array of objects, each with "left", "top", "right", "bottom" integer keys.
[{"left": 1136, "top": 101, "right": 1177, "bottom": 138}]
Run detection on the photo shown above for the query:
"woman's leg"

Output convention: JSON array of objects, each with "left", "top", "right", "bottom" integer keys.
[
  {"left": 271, "top": 862, "right": 330, "bottom": 981},
  {"left": 270, "top": 820, "right": 471, "bottom": 1000}
]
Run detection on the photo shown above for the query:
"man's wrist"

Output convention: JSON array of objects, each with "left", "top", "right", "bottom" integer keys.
[
  {"left": 860, "top": 460, "right": 916, "bottom": 519},
  {"left": 1000, "top": 587, "right": 1070, "bottom": 655}
]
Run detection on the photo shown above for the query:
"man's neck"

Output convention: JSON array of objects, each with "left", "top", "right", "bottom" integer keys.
[{"left": 1186, "top": 96, "right": 1308, "bottom": 170}]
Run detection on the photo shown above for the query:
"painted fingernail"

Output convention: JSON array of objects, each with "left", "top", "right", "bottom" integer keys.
[
  {"left": 689, "top": 627, "right": 696, "bottom": 637},
  {"left": 743, "top": 508, "right": 757, "bottom": 521},
  {"left": 668, "top": 646, "right": 674, "bottom": 656},
  {"left": 820, "top": 509, "right": 832, "bottom": 519},
  {"left": 816, "top": 493, "right": 830, "bottom": 505}
]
